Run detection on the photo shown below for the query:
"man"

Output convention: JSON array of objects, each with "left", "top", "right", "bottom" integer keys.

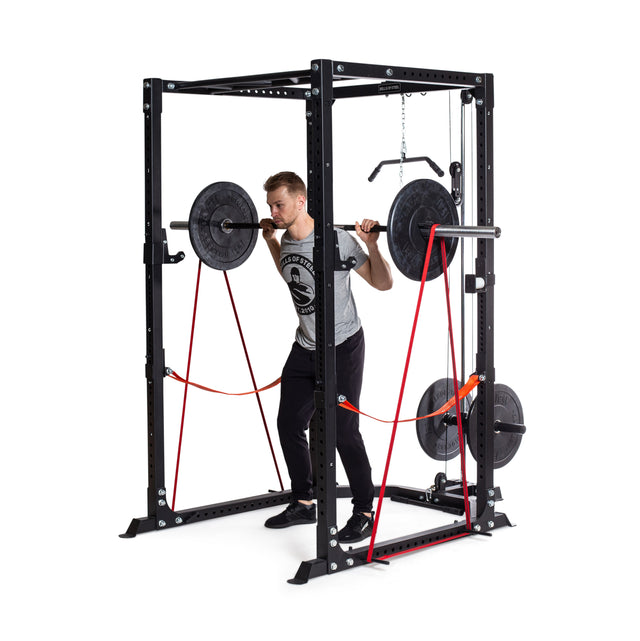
[{"left": 260, "top": 171, "right": 393, "bottom": 543}]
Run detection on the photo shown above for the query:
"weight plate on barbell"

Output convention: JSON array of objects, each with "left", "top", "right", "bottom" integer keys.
[
  {"left": 387, "top": 179, "right": 459, "bottom": 281},
  {"left": 188, "top": 181, "right": 259, "bottom": 270},
  {"left": 416, "top": 378, "right": 469, "bottom": 461},
  {"left": 468, "top": 383, "right": 524, "bottom": 469}
]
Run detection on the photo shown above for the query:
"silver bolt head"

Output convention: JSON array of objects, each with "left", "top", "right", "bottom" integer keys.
[
  {"left": 337, "top": 64, "right": 345, "bottom": 72},
  {"left": 329, "top": 527, "right": 337, "bottom": 535},
  {"left": 473, "top": 524, "right": 482, "bottom": 532},
  {"left": 346, "top": 558, "right": 354, "bottom": 567},
  {"left": 330, "top": 563, "right": 338, "bottom": 571},
  {"left": 158, "top": 499, "right": 166, "bottom": 507},
  {"left": 386, "top": 68, "right": 393, "bottom": 77},
  {"left": 158, "top": 488, "right": 166, "bottom": 496},
  {"left": 487, "top": 500, "right": 495, "bottom": 507},
  {"left": 312, "top": 63, "right": 319, "bottom": 71},
  {"left": 330, "top": 539, "right": 337, "bottom": 547},
  {"left": 487, "top": 489, "right": 495, "bottom": 497},
  {"left": 143, "top": 103, "right": 150, "bottom": 111},
  {"left": 312, "top": 88, "right": 320, "bottom": 96},
  {"left": 175, "top": 517, "right": 183, "bottom": 525},
  {"left": 488, "top": 520, "right": 495, "bottom": 528},
  {"left": 158, "top": 520, "right": 166, "bottom": 528},
  {"left": 167, "top": 82, "right": 176, "bottom": 90}
]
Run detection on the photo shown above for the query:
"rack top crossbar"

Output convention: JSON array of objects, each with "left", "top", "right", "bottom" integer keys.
[
  {"left": 164, "top": 68, "right": 312, "bottom": 94},
  {"left": 159, "top": 60, "right": 484, "bottom": 98}
]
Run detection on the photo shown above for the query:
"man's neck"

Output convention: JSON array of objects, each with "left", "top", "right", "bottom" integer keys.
[{"left": 287, "top": 211, "right": 314, "bottom": 241}]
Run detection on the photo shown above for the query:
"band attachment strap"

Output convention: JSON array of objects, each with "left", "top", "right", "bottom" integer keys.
[
  {"left": 167, "top": 369, "right": 281, "bottom": 396},
  {"left": 338, "top": 374, "right": 480, "bottom": 423}
]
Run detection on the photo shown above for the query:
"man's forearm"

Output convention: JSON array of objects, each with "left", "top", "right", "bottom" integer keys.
[{"left": 366, "top": 243, "right": 393, "bottom": 290}]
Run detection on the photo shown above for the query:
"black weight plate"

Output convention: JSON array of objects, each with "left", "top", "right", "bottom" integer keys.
[
  {"left": 468, "top": 383, "right": 524, "bottom": 469},
  {"left": 188, "top": 181, "right": 258, "bottom": 270},
  {"left": 387, "top": 179, "right": 459, "bottom": 281},
  {"left": 416, "top": 378, "right": 469, "bottom": 461}
]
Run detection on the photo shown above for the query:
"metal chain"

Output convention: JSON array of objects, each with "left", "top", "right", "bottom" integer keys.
[{"left": 399, "top": 94, "right": 407, "bottom": 185}]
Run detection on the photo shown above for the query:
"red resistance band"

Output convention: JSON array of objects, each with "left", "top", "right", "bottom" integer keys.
[
  {"left": 440, "top": 236, "right": 472, "bottom": 531},
  {"left": 223, "top": 271, "right": 284, "bottom": 492},
  {"left": 378, "top": 532, "right": 472, "bottom": 561},
  {"left": 167, "top": 369, "right": 281, "bottom": 396},
  {"left": 170, "top": 264, "right": 285, "bottom": 510},
  {"left": 366, "top": 227, "right": 472, "bottom": 563},
  {"left": 171, "top": 260, "right": 203, "bottom": 510},
  {"left": 339, "top": 374, "right": 480, "bottom": 424}
]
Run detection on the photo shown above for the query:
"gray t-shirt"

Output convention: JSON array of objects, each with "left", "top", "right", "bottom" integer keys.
[{"left": 280, "top": 228, "right": 368, "bottom": 350}]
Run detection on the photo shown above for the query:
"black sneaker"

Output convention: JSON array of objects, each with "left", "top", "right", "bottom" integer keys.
[
  {"left": 264, "top": 501, "right": 317, "bottom": 528},
  {"left": 338, "top": 511, "right": 375, "bottom": 543}
]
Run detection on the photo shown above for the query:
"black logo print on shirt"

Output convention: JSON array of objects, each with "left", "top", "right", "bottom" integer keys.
[{"left": 281, "top": 253, "right": 315, "bottom": 315}]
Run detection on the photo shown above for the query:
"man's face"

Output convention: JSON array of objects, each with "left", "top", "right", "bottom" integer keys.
[{"left": 266, "top": 186, "right": 305, "bottom": 228}]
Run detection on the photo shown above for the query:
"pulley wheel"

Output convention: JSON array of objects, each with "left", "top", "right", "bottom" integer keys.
[
  {"left": 387, "top": 179, "right": 459, "bottom": 281},
  {"left": 468, "top": 383, "right": 524, "bottom": 469},
  {"left": 416, "top": 378, "right": 469, "bottom": 461},
  {"left": 188, "top": 181, "right": 259, "bottom": 270}
]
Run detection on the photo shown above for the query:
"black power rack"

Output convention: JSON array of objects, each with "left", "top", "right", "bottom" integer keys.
[{"left": 123, "top": 60, "right": 507, "bottom": 584}]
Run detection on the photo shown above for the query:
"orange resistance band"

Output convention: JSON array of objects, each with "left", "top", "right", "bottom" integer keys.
[
  {"left": 167, "top": 369, "right": 281, "bottom": 396},
  {"left": 339, "top": 374, "right": 480, "bottom": 424},
  {"left": 167, "top": 371, "right": 478, "bottom": 419}
]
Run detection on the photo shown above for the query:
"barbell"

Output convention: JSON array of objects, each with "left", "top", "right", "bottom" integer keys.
[{"left": 170, "top": 179, "right": 500, "bottom": 281}]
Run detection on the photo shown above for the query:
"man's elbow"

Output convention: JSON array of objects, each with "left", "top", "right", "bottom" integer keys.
[{"left": 374, "top": 277, "right": 393, "bottom": 291}]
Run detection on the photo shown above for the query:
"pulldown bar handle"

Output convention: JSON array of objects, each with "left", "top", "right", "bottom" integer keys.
[{"left": 368, "top": 156, "right": 445, "bottom": 181}]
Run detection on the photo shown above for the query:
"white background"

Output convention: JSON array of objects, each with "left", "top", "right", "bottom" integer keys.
[{"left": 2, "top": 1, "right": 638, "bottom": 639}]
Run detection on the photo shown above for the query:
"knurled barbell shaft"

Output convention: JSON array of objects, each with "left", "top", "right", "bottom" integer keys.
[{"left": 169, "top": 220, "right": 500, "bottom": 239}]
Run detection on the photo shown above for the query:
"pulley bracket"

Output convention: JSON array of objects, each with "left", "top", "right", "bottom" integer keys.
[{"left": 449, "top": 161, "right": 462, "bottom": 205}]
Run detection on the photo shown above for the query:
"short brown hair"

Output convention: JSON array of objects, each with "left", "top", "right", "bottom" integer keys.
[{"left": 263, "top": 171, "right": 307, "bottom": 198}]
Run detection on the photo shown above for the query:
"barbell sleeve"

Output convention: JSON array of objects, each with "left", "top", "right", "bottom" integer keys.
[{"left": 421, "top": 224, "right": 501, "bottom": 239}]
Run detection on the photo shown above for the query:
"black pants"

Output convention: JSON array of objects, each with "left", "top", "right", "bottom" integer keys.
[{"left": 277, "top": 328, "right": 374, "bottom": 513}]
